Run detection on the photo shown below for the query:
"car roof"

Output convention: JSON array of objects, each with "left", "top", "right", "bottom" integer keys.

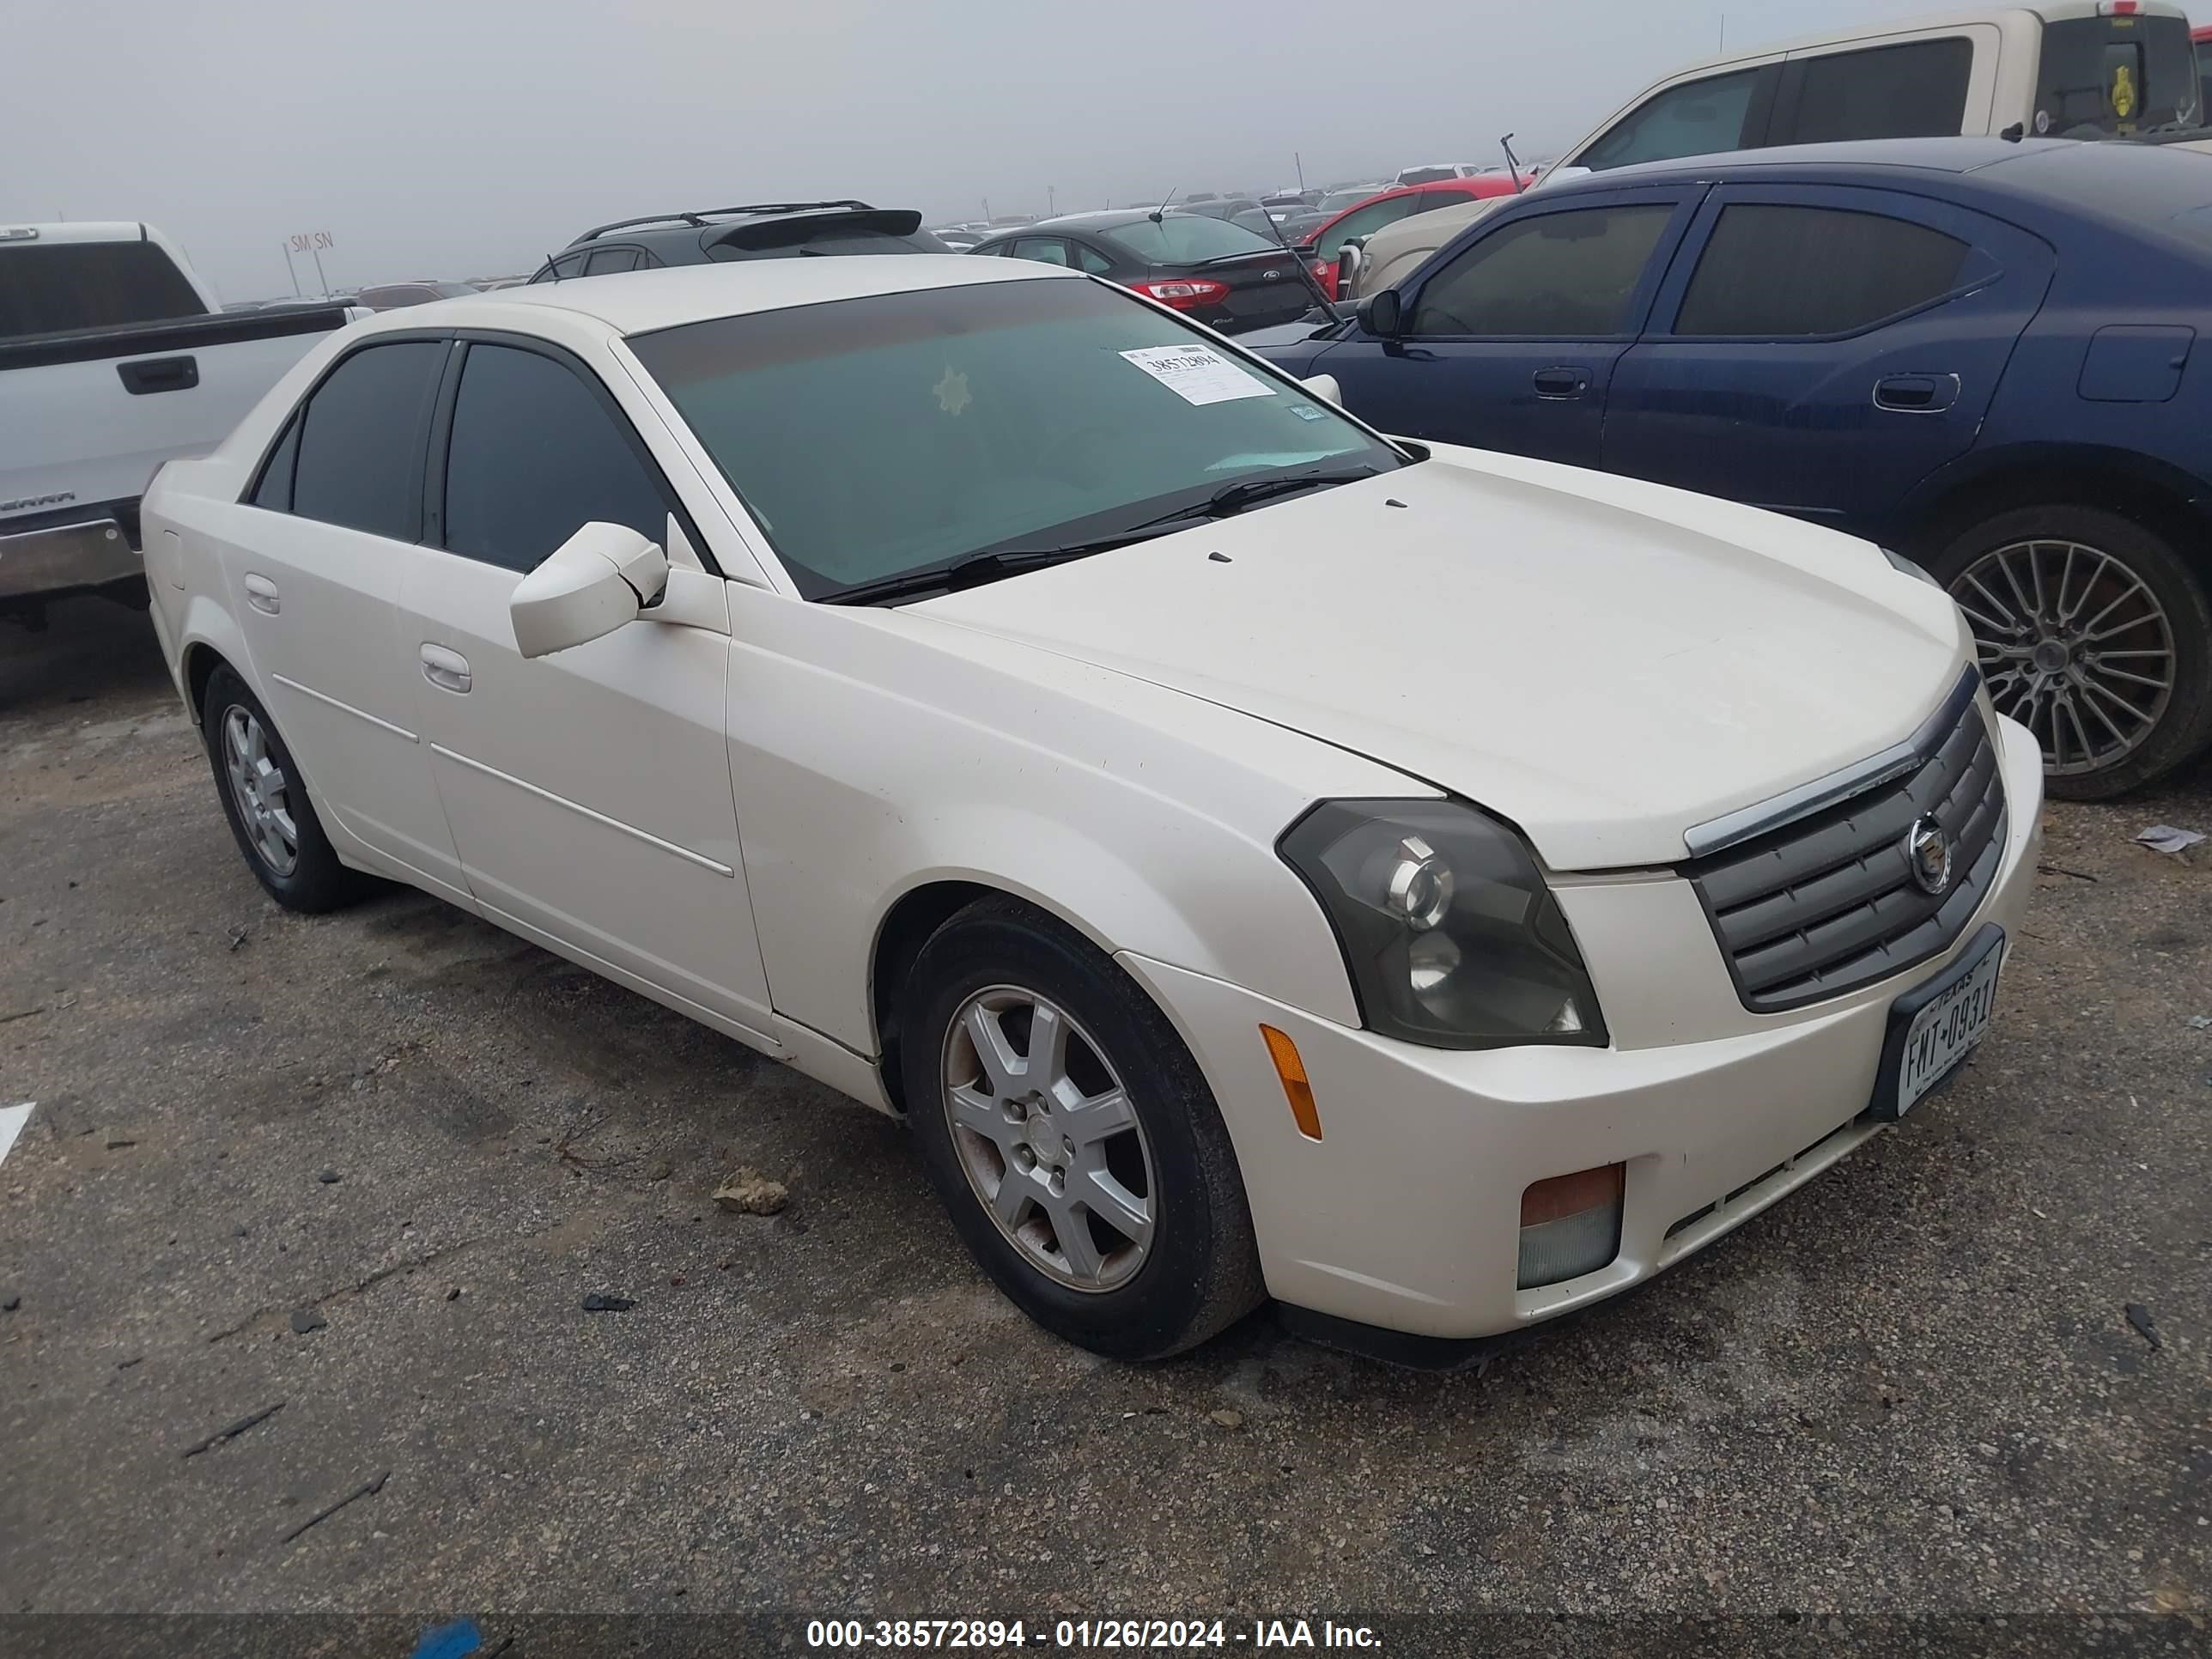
[
  {"left": 1533, "top": 137, "right": 2212, "bottom": 247},
  {"left": 1578, "top": 135, "right": 2075, "bottom": 186},
  {"left": 351, "top": 254, "right": 1071, "bottom": 338}
]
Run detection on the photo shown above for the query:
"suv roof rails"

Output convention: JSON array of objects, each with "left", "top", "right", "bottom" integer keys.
[{"left": 574, "top": 201, "right": 876, "bottom": 242}]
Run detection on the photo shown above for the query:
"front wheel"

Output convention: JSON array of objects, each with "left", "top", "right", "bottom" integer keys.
[
  {"left": 1927, "top": 505, "right": 2212, "bottom": 799},
  {"left": 901, "top": 898, "right": 1264, "bottom": 1359}
]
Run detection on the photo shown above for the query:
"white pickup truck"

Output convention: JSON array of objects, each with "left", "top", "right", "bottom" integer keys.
[
  {"left": 1, "top": 222, "right": 357, "bottom": 628},
  {"left": 1342, "top": 0, "right": 2207, "bottom": 300}
]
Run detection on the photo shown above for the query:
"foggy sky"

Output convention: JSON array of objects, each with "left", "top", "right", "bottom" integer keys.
[{"left": 3, "top": 0, "right": 2114, "bottom": 301}]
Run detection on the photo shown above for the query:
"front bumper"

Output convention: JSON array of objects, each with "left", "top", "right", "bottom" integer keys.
[
  {"left": 0, "top": 516, "right": 143, "bottom": 602},
  {"left": 1120, "top": 714, "right": 2045, "bottom": 1341}
]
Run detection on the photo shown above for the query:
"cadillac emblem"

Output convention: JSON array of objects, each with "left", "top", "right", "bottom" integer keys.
[{"left": 1903, "top": 815, "right": 1954, "bottom": 896}]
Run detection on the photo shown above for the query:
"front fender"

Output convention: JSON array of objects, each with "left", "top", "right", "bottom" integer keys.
[{"left": 725, "top": 590, "right": 1419, "bottom": 1054}]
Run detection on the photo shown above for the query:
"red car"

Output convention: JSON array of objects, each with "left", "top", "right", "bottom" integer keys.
[{"left": 1299, "top": 176, "right": 1530, "bottom": 300}]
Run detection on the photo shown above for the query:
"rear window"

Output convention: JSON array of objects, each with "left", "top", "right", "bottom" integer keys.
[
  {"left": 1097, "top": 215, "right": 1279, "bottom": 264},
  {"left": 2036, "top": 14, "right": 2198, "bottom": 135},
  {"left": 1396, "top": 167, "right": 1459, "bottom": 185},
  {"left": 704, "top": 222, "right": 932, "bottom": 261},
  {"left": 0, "top": 240, "right": 204, "bottom": 340},
  {"left": 1674, "top": 205, "right": 1968, "bottom": 337},
  {"left": 1782, "top": 38, "right": 1972, "bottom": 143}
]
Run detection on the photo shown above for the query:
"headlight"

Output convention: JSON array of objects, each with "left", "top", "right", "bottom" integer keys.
[
  {"left": 1882, "top": 547, "right": 1942, "bottom": 587},
  {"left": 1279, "top": 799, "right": 1607, "bottom": 1049}
]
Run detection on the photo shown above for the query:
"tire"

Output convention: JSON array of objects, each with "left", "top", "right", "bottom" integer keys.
[
  {"left": 900, "top": 896, "right": 1264, "bottom": 1360},
  {"left": 1925, "top": 504, "right": 2212, "bottom": 799},
  {"left": 199, "top": 665, "right": 369, "bottom": 913}
]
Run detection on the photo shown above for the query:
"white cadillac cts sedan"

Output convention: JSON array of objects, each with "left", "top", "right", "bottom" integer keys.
[{"left": 143, "top": 255, "right": 2042, "bottom": 1363}]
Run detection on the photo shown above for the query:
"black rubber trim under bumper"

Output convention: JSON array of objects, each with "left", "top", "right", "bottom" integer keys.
[{"left": 1273, "top": 1302, "right": 1547, "bottom": 1372}]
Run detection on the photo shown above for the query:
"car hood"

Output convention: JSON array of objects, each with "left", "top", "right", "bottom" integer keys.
[{"left": 908, "top": 447, "right": 1970, "bottom": 871}]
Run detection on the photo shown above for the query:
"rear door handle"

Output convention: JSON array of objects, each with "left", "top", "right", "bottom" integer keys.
[
  {"left": 243, "top": 573, "right": 281, "bottom": 615},
  {"left": 1532, "top": 367, "right": 1591, "bottom": 400},
  {"left": 118, "top": 356, "right": 199, "bottom": 395},
  {"left": 420, "top": 643, "right": 471, "bottom": 694},
  {"left": 1873, "top": 373, "right": 1960, "bottom": 413}
]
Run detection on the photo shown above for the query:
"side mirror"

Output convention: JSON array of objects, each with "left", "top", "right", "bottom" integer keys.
[
  {"left": 1335, "top": 240, "right": 1366, "bottom": 299},
  {"left": 509, "top": 521, "right": 670, "bottom": 659},
  {"left": 1357, "top": 287, "right": 1402, "bottom": 338},
  {"left": 1299, "top": 373, "right": 1342, "bottom": 404}
]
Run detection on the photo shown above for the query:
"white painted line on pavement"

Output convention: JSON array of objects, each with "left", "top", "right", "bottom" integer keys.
[{"left": 0, "top": 1103, "right": 33, "bottom": 1170}]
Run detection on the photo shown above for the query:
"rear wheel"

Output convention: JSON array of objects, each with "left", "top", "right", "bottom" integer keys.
[
  {"left": 901, "top": 897, "right": 1264, "bottom": 1359},
  {"left": 200, "top": 665, "right": 369, "bottom": 912},
  {"left": 1927, "top": 505, "right": 2212, "bottom": 799}
]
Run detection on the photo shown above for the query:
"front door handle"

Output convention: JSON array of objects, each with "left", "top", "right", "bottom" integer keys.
[
  {"left": 243, "top": 574, "right": 281, "bottom": 615},
  {"left": 420, "top": 643, "right": 472, "bottom": 694},
  {"left": 1532, "top": 366, "right": 1591, "bottom": 400},
  {"left": 1873, "top": 373, "right": 1960, "bottom": 413}
]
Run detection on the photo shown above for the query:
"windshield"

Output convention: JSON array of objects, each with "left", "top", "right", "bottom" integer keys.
[
  {"left": 1318, "top": 188, "right": 1376, "bottom": 214},
  {"left": 2035, "top": 14, "right": 2198, "bottom": 134},
  {"left": 1098, "top": 214, "right": 1279, "bottom": 263},
  {"left": 1397, "top": 167, "right": 1458, "bottom": 185},
  {"left": 629, "top": 276, "right": 1400, "bottom": 599}
]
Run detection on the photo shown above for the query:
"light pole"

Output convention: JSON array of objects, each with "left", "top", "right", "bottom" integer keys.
[{"left": 281, "top": 241, "right": 303, "bottom": 296}]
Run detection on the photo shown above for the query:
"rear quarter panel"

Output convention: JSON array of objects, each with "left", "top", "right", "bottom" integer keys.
[{"left": 1913, "top": 216, "right": 2212, "bottom": 527}]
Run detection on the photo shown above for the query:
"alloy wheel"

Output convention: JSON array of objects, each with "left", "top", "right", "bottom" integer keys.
[
  {"left": 1950, "top": 538, "right": 2176, "bottom": 777},
  {"left": 940, "top": 985, "right": 1157, "bottom": 1293},
  {"left": 221, "top": 705, "right": 301, "bottom": 877}
]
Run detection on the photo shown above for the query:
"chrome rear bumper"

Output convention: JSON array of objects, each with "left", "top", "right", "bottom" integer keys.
[{"left": 0, "top": 517, "right": 143, "bottom": 600}]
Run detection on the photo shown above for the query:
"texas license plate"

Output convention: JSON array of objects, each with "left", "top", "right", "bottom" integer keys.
[{"left": 1876, "top": 926, "right": 2005, "bottom": 1119}]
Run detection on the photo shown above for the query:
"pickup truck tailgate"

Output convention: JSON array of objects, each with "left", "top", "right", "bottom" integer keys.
[{"left": 0, "top": 306, "right": 349, "bottom": 535}]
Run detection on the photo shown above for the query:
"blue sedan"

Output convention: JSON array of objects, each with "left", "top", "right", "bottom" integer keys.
[{"left": 1249, "top": 137, "right": 2212, "bottom": 798}]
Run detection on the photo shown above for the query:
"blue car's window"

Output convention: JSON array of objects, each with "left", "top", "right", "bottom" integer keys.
[
  {"left": 1408, "top": 204, "right": 1674, "bottom": 337},
  {"left": 1673, "top": 204, "right": 1967, "bottom": 338}
]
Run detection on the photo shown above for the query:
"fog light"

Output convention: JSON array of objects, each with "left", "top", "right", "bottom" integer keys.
[{"left": 1516, "top": 1164, "right": 1624, "bottom": 1289}]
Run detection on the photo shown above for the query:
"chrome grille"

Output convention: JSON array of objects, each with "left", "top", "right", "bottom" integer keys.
[{"left": 1684, "top": 670, "right": 2007, "bottom": 1012}]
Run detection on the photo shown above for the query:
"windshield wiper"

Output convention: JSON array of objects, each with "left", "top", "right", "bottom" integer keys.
[
  {"left": 823, "top": 466, "right": 1382, "bottom": 606},
  {"left": 1126, "top": 465, "right": 1381, "bottom": 533},
  {"left": 823, "top": 537, "right": 1150, "bottom": 606}
]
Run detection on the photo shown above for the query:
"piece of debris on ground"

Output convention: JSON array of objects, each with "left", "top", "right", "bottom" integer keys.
[{"left": 714, "top": 1166, "right": 788, "bottom": 1215}]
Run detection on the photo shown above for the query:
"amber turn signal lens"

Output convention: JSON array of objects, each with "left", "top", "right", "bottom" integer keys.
[
  {"left": 1259, "top": 1024, "right": 1322, "bottom": 1141},
  {"left": 1520, "top": 1163, "right": 1626, "bottom": 1227},
  {"left": 1516, "top": 1163, "right": 1626, "bottom": 1290}
]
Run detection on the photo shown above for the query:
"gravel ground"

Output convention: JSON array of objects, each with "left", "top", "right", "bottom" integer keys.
[{"left": 2, "top": 599, "right": 2209, "bottom": 1652}]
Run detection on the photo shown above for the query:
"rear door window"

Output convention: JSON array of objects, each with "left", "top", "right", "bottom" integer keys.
[
  {"left": 1775, "top": 38, "right": 1973, "bottom": 143},
  {"left": 287, "top": 340, "right": 447, "bottom": 540},
  {"left": 1577, "top": 68, "right": 1772, "bottom": 171},
  {"left": 1313, "top": 194, "right": 1424, "bottom": 258},
  {"left": 439, "top": 343, "right": 672, "bottom": 574},
  {"left": 1407, "top": 204, "right": 1675, "bottom": 337},
  {"left": 0, "top": 240, "right": 204, "bottom": 339},
  {"left": 1671, "top": 204, "right": 1970, "bottom": 337}
]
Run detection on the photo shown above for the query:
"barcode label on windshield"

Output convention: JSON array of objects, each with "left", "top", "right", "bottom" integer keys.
[{"left": 1119, "top": 345, "right": 1276, "bottom": 407}]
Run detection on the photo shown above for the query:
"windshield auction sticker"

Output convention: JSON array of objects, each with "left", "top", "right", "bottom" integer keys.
[{"left": 1119, "top": 345, "right": 1276, "bottom": 407}]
